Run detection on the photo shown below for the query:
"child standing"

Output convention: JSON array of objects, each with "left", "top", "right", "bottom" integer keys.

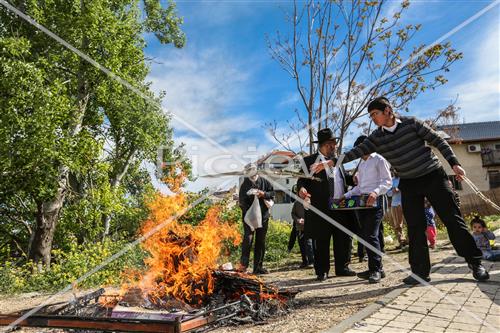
[
  {"left": 471, "top": 216, "right": 500, "bottom": 261},
  {"left": 424, "top": 199, "right": 437, "bottom": 249}
]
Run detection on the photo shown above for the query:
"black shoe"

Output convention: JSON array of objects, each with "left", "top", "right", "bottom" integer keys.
[
  {"left": 402, "top": 274, "right": 430, "bottom": 285},
  {"left": 336, "top": 268, "right": 356, "bottom": 276},
  {"left": 468, "top": 263, "right": 490, "bottom": 281},
  {"left": 369, "top": 271, "right": 381, "bottom": 284},
  {"left": 253, "top": 267, "right": 269, "bottom": 275},
  {"left": 357, "top": 270, "right": 386, "bottom": 280},
  {"left": 316, "top": 273, "right": 328, "bottom": 281}
]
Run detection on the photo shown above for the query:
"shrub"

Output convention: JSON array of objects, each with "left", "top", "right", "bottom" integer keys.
[{"left": 0, "top": 238, "right": 145, "bottom": 294}]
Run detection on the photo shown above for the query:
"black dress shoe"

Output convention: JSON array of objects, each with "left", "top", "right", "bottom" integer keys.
[
  {"left": 369, "top": 271, "right": 381, "bottom": 283},
  {"left": 468, "top": 263, "right": 490, "bottom": 281},
  {"left": 402, "top": 274, "right": 430, "bottom": 285},
  {"left": 336, "top": 268, "right": 356, "bottom": 276},
  {"left": 357, "top": 270, "right": 386, "bottom": 280},
  {"left": 253, "top": 267, "right": 269, "bottom": 275},
  {"left": 316, "top": 273, "right": 327, "bottom": 281}
]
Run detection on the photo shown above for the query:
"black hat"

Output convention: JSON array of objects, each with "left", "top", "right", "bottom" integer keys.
[
  {"left": 353, "top": 135, "right": 368, "bottom": 147},
  {"left": 313, "top": 128, "right": 338, "bottom": 144}
]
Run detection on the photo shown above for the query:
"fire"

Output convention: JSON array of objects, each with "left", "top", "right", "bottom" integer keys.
[{"left": 123, "top": 191, "right": 241, "bottom": 307}]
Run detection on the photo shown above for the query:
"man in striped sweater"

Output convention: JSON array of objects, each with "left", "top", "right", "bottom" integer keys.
[{"left": 311, "top": 97, "right": 489, "bottom": 285}]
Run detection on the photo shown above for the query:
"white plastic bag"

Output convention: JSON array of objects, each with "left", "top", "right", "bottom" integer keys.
[{"left": 244, "top": 195, "right": 262, "bottom": 231}]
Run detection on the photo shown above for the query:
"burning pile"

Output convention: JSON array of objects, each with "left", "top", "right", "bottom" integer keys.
[
  {"left": 115, "top": 191, "right": 298, "bottom": 327},
  {"left": 131, "top": 193, "right": 241, "bottom": 307},
  {"left": 0, "top": 190, "right": 298, "bottom": 333}
]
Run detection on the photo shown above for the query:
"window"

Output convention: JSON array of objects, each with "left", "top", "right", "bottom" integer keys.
[
  {"left": 448, "top": 175, "right": 463, "bottom": 191},
  {"left": 274, "top": 190, "right": 292, "bottom": 204},
  {"left": 495, "top": 144, "right": 500, "bottom": 150},
  {"left": 488, "top": 171, "right": 500, "bottom": 189}
]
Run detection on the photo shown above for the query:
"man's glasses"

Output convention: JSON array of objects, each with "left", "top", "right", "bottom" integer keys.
[{"left": 369, "top": 109, "right": 383, "bottom": 119}]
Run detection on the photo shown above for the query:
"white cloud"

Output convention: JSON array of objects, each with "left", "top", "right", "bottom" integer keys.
[
  {"left": 146, "top": 45, "right": 274, "bottom": 191},
  {"left": 149, "top": 47, "right": 260, "bottom": 135},
  {"left": 443, "top": 16, "right": 500, "bottom": 122},
  {"left": 176, "top": 134, "right": 273, "bottom": 192}
]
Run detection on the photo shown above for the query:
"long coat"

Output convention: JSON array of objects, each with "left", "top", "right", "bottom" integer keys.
[
  {"left": 296, "top": 153, "right": 354, "bottom": 239},
  {"left": 238, "top": 176, "right": 275, "bottom": 221}
]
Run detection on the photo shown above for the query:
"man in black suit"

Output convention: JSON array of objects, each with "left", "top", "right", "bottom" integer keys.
[{"left": 297, "top": 128, "right": 357, "bottom": 281}]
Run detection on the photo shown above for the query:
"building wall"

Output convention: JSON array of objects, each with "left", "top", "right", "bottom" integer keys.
[{"left": 433, "top": 141, "right": 500, "bottom": 195}]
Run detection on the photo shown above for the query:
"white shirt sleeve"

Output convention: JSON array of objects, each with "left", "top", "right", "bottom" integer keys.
[
  {"left": 345, "top": 186, "right": 361, "bottom": 198},
  {"left": 373, "top": 156, "right": 392, "bottom": 195}
]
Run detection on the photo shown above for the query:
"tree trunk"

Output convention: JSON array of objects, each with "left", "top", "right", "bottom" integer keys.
[
  {"left": 28, "top": 49, "right": 89, "bottom": 267},
  {"left": 101, "top": 148, "right": 136, "bottom": 240},
  {"left": 29, "top": 182, "right": 66, "bottom": 269}
]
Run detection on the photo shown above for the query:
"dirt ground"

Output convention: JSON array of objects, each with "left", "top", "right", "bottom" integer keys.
[{"left": 0, "top": 241, "right": 458, "bottom": 333}]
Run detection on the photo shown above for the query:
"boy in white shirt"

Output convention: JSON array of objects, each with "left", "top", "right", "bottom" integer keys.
[{"left": 344, "top": 135, "right": 392, "bottom": 283}]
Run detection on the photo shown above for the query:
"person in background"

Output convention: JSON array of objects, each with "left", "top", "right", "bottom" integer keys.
[
  {"left": 424, "top": 199, "right": 437, "bottom": 249},
  {"left": 287, "top": 221, "right": 298, "bottom": 254},
  {"left": 343, "top": 135, "right": 392, "bottom": 283},
  {"left": 290, "top": 187, "right": 315, "bottom": 268},
  {"left": 471, "top": 216, "right": 500, "bottom": 261},
  {"left": 238, "top": 164, "right": 275, "bottom": 275},
  {"left": 388, "top": 170, "right": 408, "bottom": 249}
]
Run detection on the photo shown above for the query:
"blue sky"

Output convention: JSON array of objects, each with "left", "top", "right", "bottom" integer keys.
[{"left": 145, "top": 0, "right": 500, "bottom": 192}]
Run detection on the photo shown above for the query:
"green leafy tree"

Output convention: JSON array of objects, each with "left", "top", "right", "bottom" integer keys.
[{"left": 0, "top": 0, "right": 186, "bottom": 268}]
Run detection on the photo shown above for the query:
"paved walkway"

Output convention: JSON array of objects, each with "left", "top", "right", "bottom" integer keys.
[{"left": 331, "top": 231, "right": 500, "bottom": 333}]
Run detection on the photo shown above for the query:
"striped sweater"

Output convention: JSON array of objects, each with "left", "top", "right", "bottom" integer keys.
[{"left": 343, "top": 117, "right": 459, "bottom": 179}]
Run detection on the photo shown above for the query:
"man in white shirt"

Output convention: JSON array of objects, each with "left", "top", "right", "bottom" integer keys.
[{"left": 344, "top": 135, "right": 392, "bottom": 283}]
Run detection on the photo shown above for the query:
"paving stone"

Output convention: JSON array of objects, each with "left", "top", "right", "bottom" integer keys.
[
  {"left": 351, "top": 323, "right": 382, "bottom": 332},
  {"left": 384, "top": 320, "right": 416, "bottom": 329},
  {"left": 452, "top": 312, "right": 486, "bottom": 325},
  {"left": 371, "top": 312, "right": 398, "bottom": 321},
  {"left": 462, "top": 305, "right": 490, "bottom": 314},
  {"left": 428, "top": 309, "right": 458, "bottom": 319},
  {"left": 433, "top": 303, "right": 462, "bottom": 311},
  {"left": 484, "top": 314, "right": 500, "bottom": 324},
  {"left": 447, "top": 322, "right": 480, "bottom": 332},
  {"left": 414, "top": 323, "right": 446, "bottom": 332},
  {"left": 363, "top": 317, "right": 391, "bottom": 326},
  {"left": 441, "top": 296, "right": 468, "bottom": 304},
  {"left": 418, "top": 318, "right": 450, "bottom": 328},
  {"left": 404, "top": 305, "right": 432, "bottom": 315},
  {"left": 487, "top": 303, "right": 499, "bottom": 314},
  {"left": 394, "top": 313, "right": 425, "bottom": 323},
  {"left": 456, "top": 310, "right": 487, "bottom": 320},
  {"left": 479, "top": 325, "right": 499, "bottom": 333},
  {"left": 378, "top": 308, "right": 402, "bottom": 316},
  {"left": 378, "top": 326, "right": 410, "bottom": 333}
]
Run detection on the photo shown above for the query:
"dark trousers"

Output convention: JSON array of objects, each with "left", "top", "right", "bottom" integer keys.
[
  {"left": 288, "top": 224, "right": 297, "bottom": 252},
  {"left": 357, "top": 211, "right": 385, "bottom": 257},
  {"left": 240, "top": 218, "right": 269, "bottom": 270},
  {"left": 298, "top": 231, "right": 314, "bottom": 265},
  {"left": 399, "top": 168, "right": 482, "bottom": 277},
  {"left": 356, "top": 205, "right": 385, "bottom": 272},
  {"left": 313, "top": 211, "right": 354, "bottom": 276}
]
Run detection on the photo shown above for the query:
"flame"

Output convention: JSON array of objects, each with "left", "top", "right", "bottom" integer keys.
[{"left": 123, "top": 191, "right": 241, "bottom": 307}]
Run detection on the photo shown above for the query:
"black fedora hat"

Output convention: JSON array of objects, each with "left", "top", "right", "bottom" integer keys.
[{"left": 312, "top": 128, "right": 338, "bottom": 144}]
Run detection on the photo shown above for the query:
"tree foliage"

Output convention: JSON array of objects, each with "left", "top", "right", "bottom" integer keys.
[{"left": 0, "top": 0, "right": 188, "bottom": 267}]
